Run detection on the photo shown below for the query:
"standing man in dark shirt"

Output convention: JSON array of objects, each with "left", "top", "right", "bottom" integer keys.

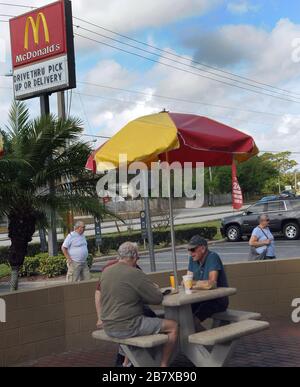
[{"left": 186, "top": 235, "right": 229, "bottom": 322}]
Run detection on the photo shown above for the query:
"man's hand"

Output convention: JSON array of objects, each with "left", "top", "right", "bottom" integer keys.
[
  {"left": 96, "top": 319, "right": 103, "bottom": 329},
  {"left": 193, "top": 280, "right": 217, "bottom": 290}
]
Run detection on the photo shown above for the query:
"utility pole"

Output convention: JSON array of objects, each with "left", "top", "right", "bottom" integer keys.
[
  {"left": 57, "top": 91, "right": 66, "bottom": 120},
  {"left": 57, "top": 91, "right": 74, "bottom": 235},
  {"left": 41, "top": 94, "right": 58, "bottom": 256}
]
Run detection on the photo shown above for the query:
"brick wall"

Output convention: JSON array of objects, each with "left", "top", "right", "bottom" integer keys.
[{"left": 0, "top": 258, "right": 299, "bottom": 366}]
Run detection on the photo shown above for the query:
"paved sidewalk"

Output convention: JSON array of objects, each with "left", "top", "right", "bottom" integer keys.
[{"left": 17, "top": 318, "right": 300, "bottom": 368}]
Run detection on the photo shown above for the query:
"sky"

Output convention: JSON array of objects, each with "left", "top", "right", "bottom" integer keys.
[{"left": 1, "top": 0, "right": 300, "bottom": 165}]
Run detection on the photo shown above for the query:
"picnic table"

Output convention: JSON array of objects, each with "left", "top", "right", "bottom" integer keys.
[
  {"left": 93, "top": 286, "right": 269, "bottom": 367},
  {"left": 161, "top": 287, "right": 236, "bottom": 367}
]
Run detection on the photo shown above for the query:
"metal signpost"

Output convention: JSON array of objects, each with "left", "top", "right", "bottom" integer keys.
[
  {"left": 94, "top": 217, "right": 102, "bottom": 254},
  {"left": 140, "top": 210, "right": 147, "bottom": 250}
]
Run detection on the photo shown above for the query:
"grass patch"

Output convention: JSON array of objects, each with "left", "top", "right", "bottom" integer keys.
[
  {"left": 0, "top": 264, "right": 11, "bottom": 279},
  {"left": 175, "top": 221, "right": 222, "bottom": 240}
]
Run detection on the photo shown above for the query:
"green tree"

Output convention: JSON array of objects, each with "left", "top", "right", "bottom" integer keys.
[
  {"left": 261, "top": 152, "right": 298, "bottom": 193},
  {"left": 203, "top": 156, "right": 278, "bottom": 198},
  {"left": 0, "top": 102, "right": 105, "bottom": 291}
]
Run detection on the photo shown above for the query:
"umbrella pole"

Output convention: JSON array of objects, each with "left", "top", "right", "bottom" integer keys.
[
  {"left": 142, "top": 170, "right": 156, "bottom": 272},
  {"left": 166, "top": 154, "right": 179, "bottom": 291}
]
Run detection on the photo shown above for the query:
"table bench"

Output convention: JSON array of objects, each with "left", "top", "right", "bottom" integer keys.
[
  {"left": 212, "top": 309, "right": 262, "bottom": 323},
  {"left": 92, "top": 329, "right": 168, "bottom": 367},
  {"left": 189, "top": 319, "right": 269, "bottom": 346}
]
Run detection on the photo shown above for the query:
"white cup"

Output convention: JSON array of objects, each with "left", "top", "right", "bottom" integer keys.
[{"left": 182, "top": 274, "right": 193, "bottom": 294}]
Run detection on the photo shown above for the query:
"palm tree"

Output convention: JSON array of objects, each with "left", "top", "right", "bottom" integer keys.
[{"left": 0, "top": 101, "right": 106, "bottom": 291}]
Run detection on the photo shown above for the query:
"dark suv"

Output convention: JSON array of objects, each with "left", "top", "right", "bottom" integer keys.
[{"left": 221, "top": 198, "right": 300, "bottom": 242}]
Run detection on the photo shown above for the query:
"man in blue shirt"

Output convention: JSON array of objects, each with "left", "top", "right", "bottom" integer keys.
[{"left": 186, "top": 235, "right": 229, "bottom": 322}]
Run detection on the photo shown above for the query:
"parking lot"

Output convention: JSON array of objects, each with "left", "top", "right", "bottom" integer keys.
[{"left": 136, "top": 239, "right": 300, "bottom": 273}]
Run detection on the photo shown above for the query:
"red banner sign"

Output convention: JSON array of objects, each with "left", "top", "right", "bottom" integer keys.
[
  {"left": 232, "top": 161, "right": 244, "bottom": 210},
  {"left": 10, "top": 1, "right": 67, "bottom": 69}
]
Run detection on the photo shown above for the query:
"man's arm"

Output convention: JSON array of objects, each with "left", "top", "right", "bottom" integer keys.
[
  {"left": 61, "top": 234, "right": 72, "bottom": 264},
  {"left": 193, "top": 271, "right": 218, "bottom": 290},
  {"left": 61, "top": 246, "right": 72, "bottom": 264},
  {"left": 95, "top": 289, "right": 103, "bottom": 328}
]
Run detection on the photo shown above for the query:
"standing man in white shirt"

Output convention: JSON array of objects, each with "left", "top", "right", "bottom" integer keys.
[{"left": 62, "top": 221, "right": 90, "bottom": 282}]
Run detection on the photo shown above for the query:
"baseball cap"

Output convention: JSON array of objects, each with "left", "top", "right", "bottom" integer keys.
[{"left": 187, "top": 235, "right": 208, "bottom": 250}]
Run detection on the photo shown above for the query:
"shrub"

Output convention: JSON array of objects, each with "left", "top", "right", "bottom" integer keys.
[
  {"left": 19, "top": 253, "right": 94, "bottom": 278},
  {"left": 0, "top": 264, "right": 11, "bottom": 278},
  {"left": 19, "top": 255, "right": 44, "bottom": 277},
  {"left": 39, "top": 254, "right": 67, "bottom": 278}
]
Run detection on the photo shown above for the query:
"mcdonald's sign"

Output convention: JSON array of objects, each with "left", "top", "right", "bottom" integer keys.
[
  {"left": 9, "top": 0, "right": 76, "bottom": 100},
  {"left": 24, "top": 13, "right": 50, "bottom": 51}
]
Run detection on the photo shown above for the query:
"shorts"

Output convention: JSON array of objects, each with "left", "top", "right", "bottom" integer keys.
[{"left": 107, "top": 316, "right": 163, "bottom": 339}]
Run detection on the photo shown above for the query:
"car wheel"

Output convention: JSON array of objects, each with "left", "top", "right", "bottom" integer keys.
[
  {"left": 283, "top": 223, "right": 300, "bottom": 240},
  {"left": 226, "top": 225, "right": 242, "bottom": 242}
]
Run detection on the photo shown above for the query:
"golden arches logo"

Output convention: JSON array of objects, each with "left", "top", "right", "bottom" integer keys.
[{"left": 24, "top": 13, "right": 50, "bottom": 50}]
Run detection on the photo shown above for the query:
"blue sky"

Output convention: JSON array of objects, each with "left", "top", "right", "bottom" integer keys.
[{"left": 1, "top": 0, "right": 300, "bottom": 163}]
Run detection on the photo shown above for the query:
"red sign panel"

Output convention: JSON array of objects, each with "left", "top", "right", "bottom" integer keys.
[
  {"left": 232, "top": 161, "right": 244, "bottom": 210},
  {"left": 10, "top": 1, "right": 67, "bottom": 69}
]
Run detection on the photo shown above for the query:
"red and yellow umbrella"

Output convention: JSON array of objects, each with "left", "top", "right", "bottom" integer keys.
[
  {"left": 86, "top": 111, "right": 259, "bottom": 287},
  {"left": 86, "top": 111, "right": 258, "bottom": 172}
]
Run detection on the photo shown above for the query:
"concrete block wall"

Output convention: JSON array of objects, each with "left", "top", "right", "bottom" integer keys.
[
  {"left": 0, "top": 280, "right": 99, "bottom": 367},
  {"left": 225, "top": 259, "right": 300, "bottom": 319},
  {"left": 0, "top": 258, "right": 300, "bottom": 366}
]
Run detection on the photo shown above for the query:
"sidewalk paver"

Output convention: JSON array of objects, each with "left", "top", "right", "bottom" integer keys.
[{"left": 16, "top": 318, "right": 300, "bottom": 368}]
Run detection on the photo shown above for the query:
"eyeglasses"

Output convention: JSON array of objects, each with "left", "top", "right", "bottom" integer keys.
[{"left": 188, "top": 247, "right": 196, "bottom": 253}]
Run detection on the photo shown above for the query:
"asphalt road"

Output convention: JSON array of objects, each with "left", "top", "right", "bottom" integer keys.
[
  {"left": 0, "top": 205, "right": 245, "bottom": 247},
  {"left": 131, "top": 239, "right": 300, "bottom": 273}
]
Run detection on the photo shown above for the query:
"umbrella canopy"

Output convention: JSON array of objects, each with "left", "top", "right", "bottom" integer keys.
[{"left": 89, "top": 112, "right": 258, "bottom": 171}]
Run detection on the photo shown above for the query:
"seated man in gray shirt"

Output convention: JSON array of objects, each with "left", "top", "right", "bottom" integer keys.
[{"left": 100, "top": 242, "right": 178, "bottom": 368}]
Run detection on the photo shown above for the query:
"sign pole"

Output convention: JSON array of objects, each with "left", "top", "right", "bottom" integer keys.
[
  {"left": 94, "top": 217, "right": 102, "bottom": 255},
  {"left": 41, "top": 94, "right": 58, "bottom": 256}
]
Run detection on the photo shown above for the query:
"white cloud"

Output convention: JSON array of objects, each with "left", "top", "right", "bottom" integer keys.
[
  {"left": 227, "top": 1, "right": 260, "bottom": 15},
  {"left": 1, "top": 1, "right": 300, "bottom": 165},
  {"left": 73, "top": 0, "right": 221, "bottom": 32}
]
